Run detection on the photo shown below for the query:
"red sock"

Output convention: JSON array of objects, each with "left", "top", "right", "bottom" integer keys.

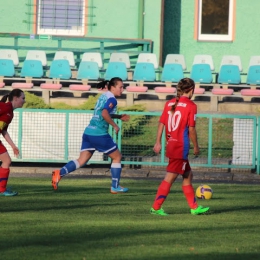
[
  {"left": 0, "top": 167, "right": 10, "bottom": 192},
  {"left": 152, "top": 180, "right": 171, "bottom": 210},
  {"left": 182, "top": 184, "right": 198, "bottom": 209}
]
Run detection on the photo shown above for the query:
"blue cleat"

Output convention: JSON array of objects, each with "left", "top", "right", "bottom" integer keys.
[
  {"left": 0, "top": 189, "right": 18, "bottom": 196},
  {"left": 110, "top": 186, "right": 129, "bottom": 194}
]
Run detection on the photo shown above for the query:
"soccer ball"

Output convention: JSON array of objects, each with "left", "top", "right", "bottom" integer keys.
[{"left": 196, "top": 184, "right": 213, "bottom": 200}]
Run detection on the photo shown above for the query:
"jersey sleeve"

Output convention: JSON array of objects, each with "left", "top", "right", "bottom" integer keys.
[
  {"left": 103, "top": 97, "right": 117, "bottom": 113},
  {"left": 188, "top": 103, "right": 197, "bottom": 127}
]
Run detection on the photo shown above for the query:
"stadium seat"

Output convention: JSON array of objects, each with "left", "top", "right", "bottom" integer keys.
[
  {"left": 192, "top": 55, "right": 215, "bottom": 71},
  {"left": 40, "top": 83, "right": 62, "bottom": 90},
  {"left": 54, "top": 51, "right": 75, "bottom": 67},
  {"left": 137, "top": 53, "right": 158, "bottom": 69},
  {"left": 13, "top": 60, "right": 44, "bottom": 89},
  {"left": 20, "top": 60, "right": 44, "bottom": 78},
  {"left": 161, "top": 63, "right": 184, "bottom": 83},
  {"left": 246, "top": 65, "right": 260, "bottom": 86},
  {"left": 217, "top": 65, "right": 241, "bottom": 85},
  {"left": 212, "top": 89, "right": 234, "bottom": 95},
  {"left": 76, "top": 61, "right": 99, "bottom": 80},
  {"left": 69, "top": 61, "right": 99, "bottom": 91},
  {"left": 0, "top": 49, "right": 19, "bottom": 66},
  {"left": 12, "top": 83, "right": 33, "bottom": 89},
  {"left": 69, "top": 84, "right": 91, "bottom": 91},
  {"left": 104, "top": 62, "right": 127, "bottom": 80},
  {"left": 240, "top": 89, "right": 260, "bottom": 96},
  {"left": 190, "top": 64, "right": 213, "bottom": 84},
  {"left": 133, "top": 63, "right": 156, "bottom": 81},
  {"left": 164, "top": 54, "right": 186, "bottom": 70},
  {"left": 154, "top": 86, "right": 176, "bottom": 93},
  {"left": 0, "top": 59, "right": 15, "bottom": 77},
  {"left": 25, "top": 50, "right": 47, "bottom": 66},
  {"left": 194, "top": 88, "right": 205, "bottom": 94},
  {"left": 220, "top": 55, "right": 243, "bottom": 72},
  {"left": 109, "top": 53, "right": 131, "bottom": 68},
  {"left": 248, "top": 56, "right": 260, "bottom": 67},
  {"left": 82, "top": 52, "right": 103, "bottom": 68},
  {"left": 49, "top": 59, "right": 71, "bottom": 79},
  {"left": 126, "top": 86, "right": 148, "bottom": 92}
]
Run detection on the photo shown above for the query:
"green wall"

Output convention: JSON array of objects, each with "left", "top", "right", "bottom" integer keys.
[
  {"left": 1, "top": 0, "right": 260, "bottom": 74},
  {"left": 176, "top": 0, "right": 260, "bottom": 72}
]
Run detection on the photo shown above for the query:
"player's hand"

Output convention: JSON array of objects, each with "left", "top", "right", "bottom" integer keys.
[
  {"left": 113, "top": 125, "right": 120, "bottom": 134},
  {"left": 121, "top": 114, "right": 130, "bottom": 122},
  {"left": 193, "top": 146, "right": 200, "bottom": 156},
  {"left": 12, "top": 146, "right": 20, "bottom": 157},
  {"left": 153, "top": 143, "right": 162, "bottom": 154}
]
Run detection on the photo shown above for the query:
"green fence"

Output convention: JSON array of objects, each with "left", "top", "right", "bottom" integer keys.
[{"left": 5, "top": 109, "right": 259, "bottom": 174}]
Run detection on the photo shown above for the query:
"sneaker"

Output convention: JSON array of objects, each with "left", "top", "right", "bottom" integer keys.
[
  {"left": 110, "top": 186, "right": 129, "bottom": 194},
  {"left": 191, "top": 205, "right": 210, "bottom": 215},
  {"left": 52, "top": 170, "right": 61, "bottom": 190},
  {"left": 0, "top": 189, "right": 18, "bottom": 196},
  {"left": 150, "top": 207, "right": 168, "bottom": 216}
]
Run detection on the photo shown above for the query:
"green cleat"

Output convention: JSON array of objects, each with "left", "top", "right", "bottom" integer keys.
[
  {"left": 191, "top": 205, "right": 210, "bottom": 215},
  {"left": 150, "top": 207, "right": 168, "bottom": 216}
]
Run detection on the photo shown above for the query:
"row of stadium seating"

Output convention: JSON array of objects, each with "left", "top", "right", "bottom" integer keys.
[{"left": 0, "top": 49, "right": 260, "bottom": 109}]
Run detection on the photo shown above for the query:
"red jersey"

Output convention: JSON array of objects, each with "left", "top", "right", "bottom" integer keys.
[
  {"left": 0, "top": 102, "right": 14, "bottom": 133},
  {"left": 159, "top": 98, "right": 175, "bottom": 140},
  {"left": 165, "top": 96, "right": 197, "bottom": 160}
]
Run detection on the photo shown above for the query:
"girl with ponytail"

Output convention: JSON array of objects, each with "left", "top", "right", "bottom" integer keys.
[
  {"left": 151, "top": 78, "right": 210, "bottom": 216},
  {"left": 0, "top": 89, "right": 25, "bottom": 196}
]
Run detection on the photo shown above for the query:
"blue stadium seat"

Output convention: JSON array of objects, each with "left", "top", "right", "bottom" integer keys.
[
  {"left": 104, "top": 62, "right": 127, "bottom": 80},
  {"left": 77, "top": 61, "right": 99, "bottom": 80},
  {"left": 20, "top": 60, "right": 44, "bottom": 78},
  {"left": 49, "top": 59, "right": 71, "bottom": 79},
  {"left": 190, "top": 64, "right": 213, "bottom": 84},
  {"left": 0, "top": 59, "right": 15, "bottom": 77},
  {"left": 246, "top": 65, "right": 260, "bottom": 85},
  {"left": 161, "top": 63, "right": 183, "bottom": 82},
  {"left": 133, "top": 62, "right": 156, "bottom": 81},
  {"left": 217, "top": 65, "right": 241, "bottom": 84}
]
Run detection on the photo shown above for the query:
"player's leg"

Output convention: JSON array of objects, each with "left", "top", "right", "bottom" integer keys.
[
  {"left": 0, "top": 148, "right": 18, "bottom": 196},
  {"left": 182, "top": 166, "right": 209, "bottom": 215},
  {"left": 52, "top": 133, "right": 94, "bottom": 190},
  {"left": 150, "top": 158, "right": 179, "bottom": 216},
  {"left": 108, "top": 149, "right": 128, "bottom": 194}
]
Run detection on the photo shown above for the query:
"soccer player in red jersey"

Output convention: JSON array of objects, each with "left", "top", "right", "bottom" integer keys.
[
  {"left": 0, "top": 89, "right": 25, "bottom": 196},
  {"left": 151, "top": 78, "right": 209, "bottom": 215}
]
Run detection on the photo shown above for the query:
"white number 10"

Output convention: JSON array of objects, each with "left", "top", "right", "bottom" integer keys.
[{"left": 167, "top": 111, "right": 181, "bottom": 132}]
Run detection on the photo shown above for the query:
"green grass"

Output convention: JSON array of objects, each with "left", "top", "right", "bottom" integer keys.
[{"left": 1, "top": 177, "right": 260, "bottom": 260}]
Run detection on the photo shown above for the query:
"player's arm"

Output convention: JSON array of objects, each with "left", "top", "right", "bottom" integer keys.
[
  {"left": 153, "top": 122, "right": 165, "bottom": 154},
  {"left": 2, "top": 130, "right": 19, "bottom": 156},
  {"left": 101, "top": 109, "right": 120, "bottom": 134},
  {"left": 189, "top": 126, "right": 199, "bottom": 156},
  {"left": 111, "top": 114, "right": 130, "bottom": 121}
]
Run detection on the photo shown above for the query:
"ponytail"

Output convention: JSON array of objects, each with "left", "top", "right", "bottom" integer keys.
[{"left": 0, "top": 94, "right": 9, "bottom": 103}]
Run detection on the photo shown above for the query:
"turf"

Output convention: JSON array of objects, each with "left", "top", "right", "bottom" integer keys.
[{"left": 1, "top": 177, "right": 260, "bottom": 260}]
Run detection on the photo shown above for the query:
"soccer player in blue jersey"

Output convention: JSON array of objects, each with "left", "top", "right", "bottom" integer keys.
[{"left": 52, "top": 77, "right": 130, "bottom": 193}]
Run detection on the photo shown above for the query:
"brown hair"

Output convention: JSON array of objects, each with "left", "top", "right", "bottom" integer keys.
[
  {"left": 171, "top": 78, "right": 195, "bottom": 112},
  {"left": 0, "top": 89, "right": 24, "bottom": 103}
]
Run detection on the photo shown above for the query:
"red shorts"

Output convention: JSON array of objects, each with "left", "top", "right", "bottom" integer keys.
[
  {"left": 166, "top": 158, "right": 191, "bottom": 175},
  {"left": 0, "top": 141, "right": 7, "bottom": 154}
]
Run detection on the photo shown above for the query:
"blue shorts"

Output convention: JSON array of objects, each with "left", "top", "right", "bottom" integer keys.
[{"left": 81, "top": 133, "right": 118, "bottom": 155}]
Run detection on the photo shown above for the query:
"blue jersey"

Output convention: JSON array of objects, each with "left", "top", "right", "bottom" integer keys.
[{"left": 85, "top": 91, "right": 117, "bottom": 136}]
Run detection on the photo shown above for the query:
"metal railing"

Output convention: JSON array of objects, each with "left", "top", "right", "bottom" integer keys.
[{"left": 4, "top": 109, "right": 259, "bottom": 174}]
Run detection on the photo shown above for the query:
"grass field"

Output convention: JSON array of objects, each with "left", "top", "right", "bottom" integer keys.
[{"left": 1, "top": 177, "right": 260, "bottom": 260}]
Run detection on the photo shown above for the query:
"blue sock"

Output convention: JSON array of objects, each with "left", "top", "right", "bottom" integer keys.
[
  {"left": 110, "top": 163, "right": 122, "bottom": 188},
  {"left": 60, "top": 160, "right": 80, "bottom": 177}
]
